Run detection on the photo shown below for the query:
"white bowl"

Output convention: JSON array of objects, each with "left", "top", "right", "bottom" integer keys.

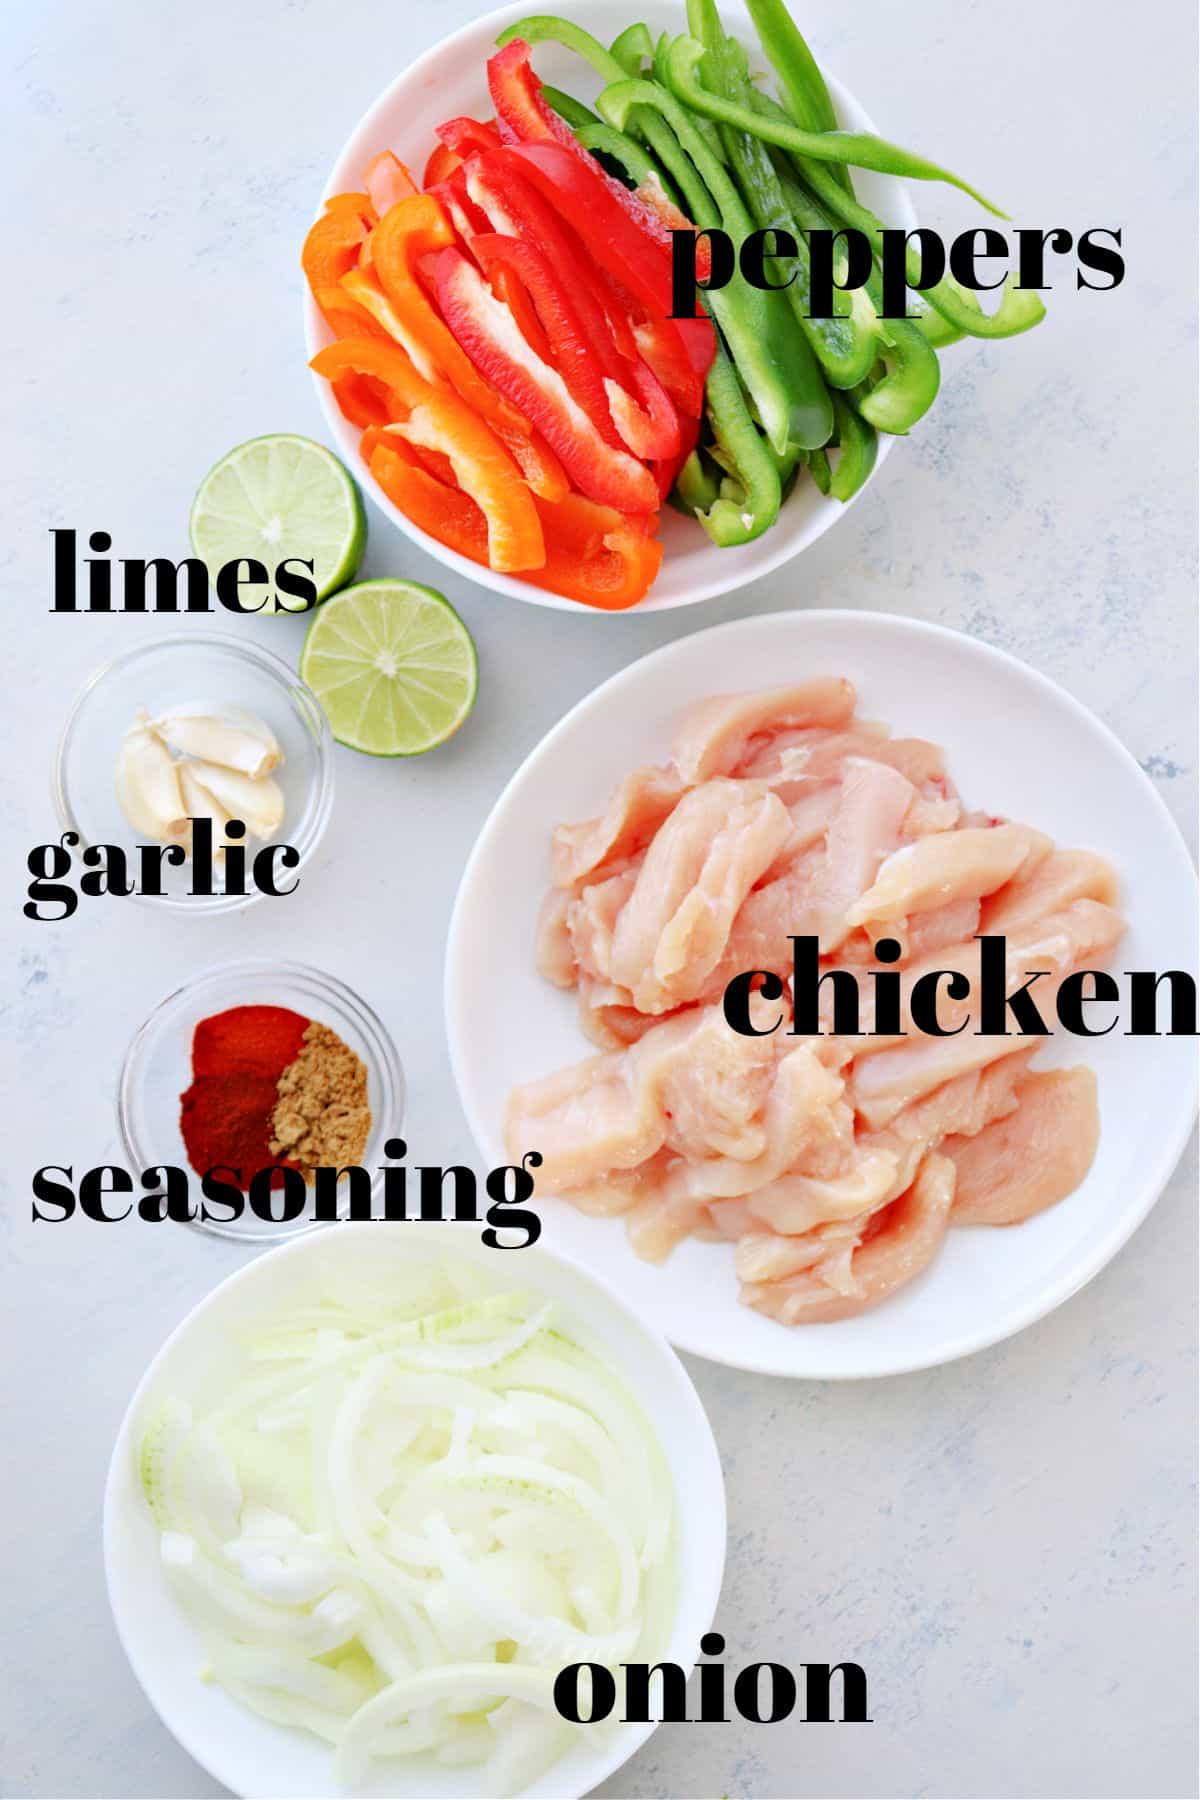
[
  {"left": 304, "top": 0, "right": 917, "bottom": 613},
  {"left": 445, "top": 609, "right": 1199, "bottom": 1377},
  {"left": 104, "top": 1222, "right": 727, "bottom": 1798}
]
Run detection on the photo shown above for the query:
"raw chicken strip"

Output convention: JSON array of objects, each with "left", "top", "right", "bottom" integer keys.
[
  {"left": 979, "top": 849, "right": 1119, "bottom": 936},
  {"left": 808, "top": 757, "right": 917, "bottom": 951},
  {"left": 672, "top": 680, "right": 856, "bottom": 784},
  {"left": 609, "top": 781, "right": 791, "bottom": 1012},
  {"left": 748, "top": 1148, "right": 901, "bottom": 1235},
  {"left": 535, "top": 888, "right": 576, "bottom": 989},
  {"left": 656, "top": 1045, "right": 850, "bottom": 1204},
  {"left": 846, "top": 823, "right": 1051, "bottom": 929},
  {"left": 567, "top": 866, "right": 639, "bottom": 982},
  {"left": 946, "top": 1067, "right": 1099, "bottom": 1225},
  {"left": 552, "top": 765, "right": 683, "bottom": 888},
  {"left": 740, "top": 1153, "right": 957, "bottom": 1323},
  {"left": 506, "top": 1003, "right": 777, "bottom": 1188}
]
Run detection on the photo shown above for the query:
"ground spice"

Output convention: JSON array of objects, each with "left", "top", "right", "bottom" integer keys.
[
  {"left": 269, "top": 1020, "right": 371, "bottom": 1180},
  {"left": 180, "top": 1005, "right": 310, "bottom": 1186}
]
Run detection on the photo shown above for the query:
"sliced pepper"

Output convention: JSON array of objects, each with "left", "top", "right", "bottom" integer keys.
[
  {"left": 369, "top": 194, "right": 567, "bottom": 500},
  {"left": 598, "top": 74, "right": 832, "bottom": 451},
  {"left": 302, "top": 206, "right": 371, "bottom": 291},
  {"left": 369, "top": 441, "right": 660, "bottom": 609},
  {"left": 362, "top": 151, "right": 418, "bottom": 216},
  {"left": 472, "top": 230, "right": 623, "bottom": 446},
  {"left": 494, "top": 19, "right": 708, "bottom": 241},
  {"left": 699, "top": 32, "right": 880, "bottom": 389},
  {"left": 435, "top": 246, "right": 659, "bottom": 514},
  {"left": 464, "top": 150, "right": 681, "bottom": 458},
  {"left": 828, "top": 390, "right": 877, "bottom": 501},
  {"left": 663, "top": 35, "right": 1006, "bottom": 213},
  {"left": 311, "top": 337, "right": 544, "bottom": 572},
  {"left": 486, "top": 40, "right": 711, "bottom": 281},
  {"left": 422, "top": 142, "right": 462, "bottom": 187},
  {"left": 694, "top": 341, "right": 782, "bottom": 545}
]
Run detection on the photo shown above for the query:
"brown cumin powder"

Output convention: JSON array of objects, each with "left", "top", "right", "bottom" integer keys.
[{"left": 269, "top": 1020, "right": 371, "bottom": 1180}]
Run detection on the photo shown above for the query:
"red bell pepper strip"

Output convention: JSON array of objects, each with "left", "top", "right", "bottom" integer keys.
[
  {"left": 486, "top": 40, "right": 710, "bottom": 280},
  {"left": 369, "top": 441, "right": 661, "bottom": 610},
  {"left": 503, "top": 140, "right": 674, "bottom": 320},
  {"left": 368, "top": 196, "right": 568, "bottom": 503},
  {"left": 311, "top": 337, "right": 545, "bottom": 572},
  {"left": 491, "top": 262, "right": 554, "bottom": 364},
  {"left": 471, "top": 232, "right": 624, "bottom": 448},
  {"left": 463, "top": 150, "right": 681, "bottom": 458},
  {"left": 437, "top": 116, "right": 504, "bottom": 161},
  {"left": 426, "top": 169, "right": 492, "bottom": 246},
  {"left": 362, "top": 152, "right": 418, "bottom": 217},
  {"left": 435, "top": 246, "right": 659, "bottom": 515},
  {"left": 423, "top": 142, "right": 461, "bottom": 187}
]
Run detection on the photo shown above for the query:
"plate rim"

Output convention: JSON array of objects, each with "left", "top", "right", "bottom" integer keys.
[{"left": 444, "top": 606, "right": 1199, "bottom": 1377}]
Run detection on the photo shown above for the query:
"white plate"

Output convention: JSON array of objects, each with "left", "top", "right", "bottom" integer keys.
[
  {"left": 104, "top": 1222, "right": 726, "bottom": 1798},
  {"left": 445, "top": 610, "right": 1199, "bottom": 1377},
  {"left": 304, "top": 0, "right": 917, "bottom": 613}
]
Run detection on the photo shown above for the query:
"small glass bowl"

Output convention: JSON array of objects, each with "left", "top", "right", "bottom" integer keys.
[
  {"left": 54, "top": 634, "right": 334, "bottom": 914},
  {"left": 118, "top": 959, "right": 405, "bottom": 1241}
]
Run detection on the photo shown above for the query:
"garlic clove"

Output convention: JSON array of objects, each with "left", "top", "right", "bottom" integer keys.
[
  {"left": 184, "top": 759, "right": 285, "bottom": 839},
  {"left": 116, "top": 712, "right": 189, "bottom": 843},
  {"left": 150, "top": 705, "right": 282, "bottom": 778},
  {"left": 179, "top": 765, "right": 236, "bottom": 865}
]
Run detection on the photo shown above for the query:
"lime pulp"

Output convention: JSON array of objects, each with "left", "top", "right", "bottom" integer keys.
[
  {"left": 299, "top": 579, "right": 479, "bottom": 756},
  {"left": 189, "top": 433, "right": 365, "bottom": 611}
]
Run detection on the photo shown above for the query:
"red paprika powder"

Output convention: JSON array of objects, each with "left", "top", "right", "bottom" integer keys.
[{"left": 180, "top": 1004, "right": 311, "bottom": 1189}]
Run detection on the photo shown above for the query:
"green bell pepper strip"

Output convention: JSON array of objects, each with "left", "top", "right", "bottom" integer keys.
[
  {"left": 669, "top": 445, "right": 723, "bottom": 516},
  {"left": 748, "top": 88, "right": 1044, "bottom": 342},
  {"left": 497, "top": 17, "right": 705, "bottom": 207},
  {"left": 610, "top": 21, "right": 653, "bottom": 74},
  {"left": 541, "top": 84, "right": 600, "bottom": 129},
  {"left": 694, "top": 340, "right": 782, "bottom": 544},
  {"left": 807, "top": 447, "right": 832, "bottom": 495},
  {"left": 664, "top": 37, "right": 1007, "bottom": 215},
  {"left": 742, "top": 0, "right": 853, "bottom": 198},
  {"left": 574, "top": 120, "right": 661, "bottom": 189},
  {"left": 598, "top": 73, "right": 833, "bottom": 451},
  {"left": 651, "top": 31, "right": 727, "bottom": 161},
  {"left": 828, "top": 389, "right": 877, "bottom": 500},
  {"left": 780, "top": 170, "right": 939, "bottom": 431},
  {"left": 699, "top": 32, "right": 880, "bottom": 389}
]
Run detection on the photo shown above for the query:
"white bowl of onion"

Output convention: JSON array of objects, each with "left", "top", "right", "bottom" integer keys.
[{"left": 103, "top": 1221, "right": 727, "bottom": 1798}]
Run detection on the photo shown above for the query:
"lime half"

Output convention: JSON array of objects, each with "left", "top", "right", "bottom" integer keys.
[
  {"left": 299, "top": 579, "right": 478, "bottom": 755},
  {"left": 190, "top": 434, "right": 365, "bottom": 611}
]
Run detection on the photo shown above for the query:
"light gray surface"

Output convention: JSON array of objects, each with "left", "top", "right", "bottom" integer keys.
[{"left": 2, "top": 1, "right": 1196, "bottom": 1797}]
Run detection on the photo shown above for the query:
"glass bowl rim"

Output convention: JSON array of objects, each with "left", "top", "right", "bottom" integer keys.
[
  {"left": 53, "top": 631, "right": 335, "bottom": 916},
  {"left": 116, "top": 956, "right": 406, "bottom": 1242}
]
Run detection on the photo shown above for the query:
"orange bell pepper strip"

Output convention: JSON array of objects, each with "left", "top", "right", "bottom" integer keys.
[
  {"left": 313, "top": 282, "right": 392, "bottom": 343},
  {"left": 369, "top": 195, "right": 568, "bottom": 501},
  {"left": 324, "top": 190, "right": 376, "bottom": 223},
  {"left": 302, "top": 207, "right": 371, "bottom": 291},
  {"left": 368, "top": 441, "right": 660, "bottom": 609},
  {"left": 362, "top": 151, "right": 418, "bottom": 217},
  {"left": 313, "top": 338, "right": 543, "bottom": 573}
]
